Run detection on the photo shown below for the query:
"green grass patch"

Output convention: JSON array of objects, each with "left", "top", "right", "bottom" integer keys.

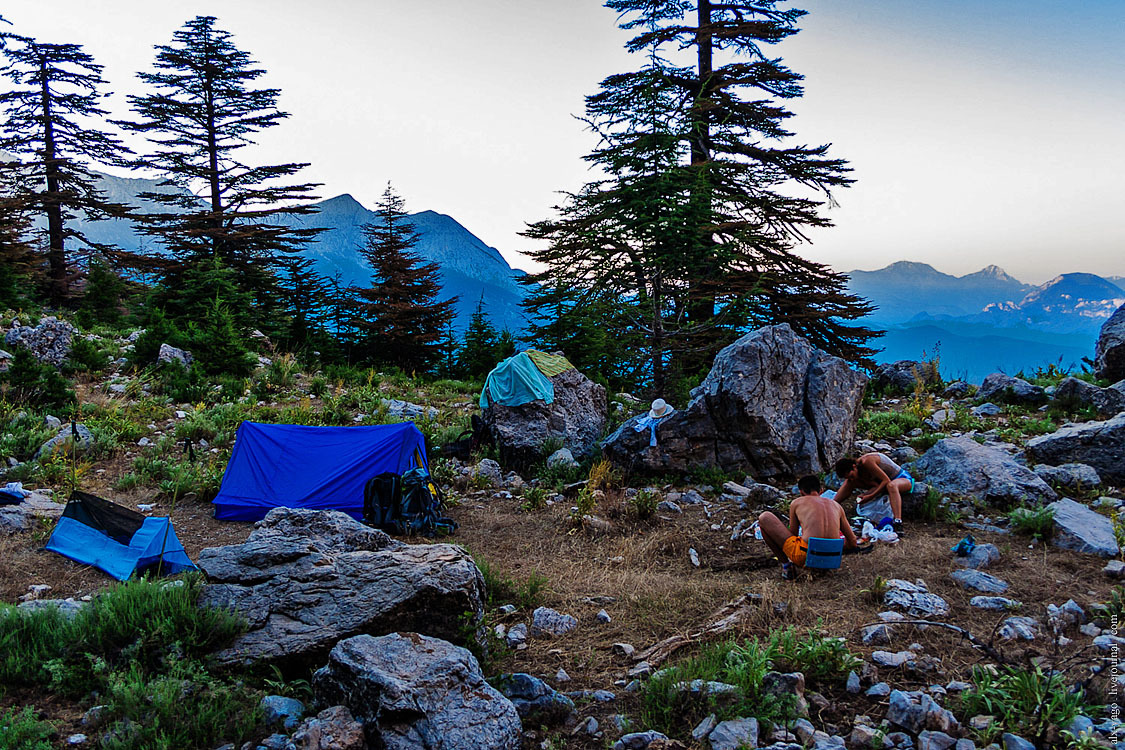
[
  {"left": 0, "top": 705, "right": 54, "bottom": 750},
  {"left": 958, "top": 665, "right": 1096, "bottom": 745},
  {"left": 1007, "top": 506, "right": 1055, "bottom": 539},
  {"left": 858, "top": 410, "right": 923, "bottom": 440},
  {"left": 640, "top": 625, "right": 861, "bottom": 740}
]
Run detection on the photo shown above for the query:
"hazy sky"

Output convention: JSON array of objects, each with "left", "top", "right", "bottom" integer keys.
[{"left": 4, "top": 0, "right": 1123, "bottom": 284}]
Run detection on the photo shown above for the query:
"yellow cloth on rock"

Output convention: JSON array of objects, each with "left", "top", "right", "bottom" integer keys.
[{"left": 525, "top": 349, "right": 574, "bottom": 378}]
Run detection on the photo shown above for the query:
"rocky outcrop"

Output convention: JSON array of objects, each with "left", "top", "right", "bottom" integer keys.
[
  {"left": 34, "top": 424, "right": 94, "bottom": 460},
  {"left": 0, "top": 491, "right": 63, "bottom": 533},
  {"left": 913, "top": 437, "right": 1057, "bottom": 506},
  {"left": 312, "top": 633, "right": 522, "bottom": 750},
  {"left": 483, "top": 367, "right": 606, "bottom": 464},
  {"left": 156, "top": 343, "right": 193, "bottom": 367},
  {"left": 197, "top": 508, "right": 486, "bottom": 666},
  {"left": 1095, "top": 303, "right": 1125, "bottom": 383},
  {"left": 1033, "top": 462, "right": 1101, "bottom": 492},
  {"left": 603, "top": 325, "right": 868, "bottom": 479},
  {"left": 3, "top": 317, "right": 74, "bottom": 367},
  {"left": 977, "top": 373, "right": 1046, "bottom": 406},
  {"left": 871, "top": 360, "right": 940, "bottom": 395},
  {"left": 1025, "top": 412, "right": 1125, "bottom": 485},
  {"left": 1052, "top": 377, "right": 1125, "bottom": 418},
  {"left": 1048, "top": 498, "right": 1119, "bottom": 558}
]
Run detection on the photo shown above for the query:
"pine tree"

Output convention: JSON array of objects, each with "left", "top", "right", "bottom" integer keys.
[
  {"left": 119, "top": 15, "right": 321, "bottom": 328},
  {"left": 0, "top": 189, "right": 39, "bottom": 309},
  {"left": 524, "top": 0, "right": 878, "bottom": 395},
  {"left": 458, "top": 297, "right": 501, "bottom": 378},
  {"left": 75, "top": 257, "right": 125, "bottom": 326},
  {"left": 275, "top": 254, "right": 330, "bottom": 350},
  {"left": 351, "top": 183, "right": 456, "bottom": 373},
  {"left": 0, "top": 32, "right": 130, "bottom": 305}
]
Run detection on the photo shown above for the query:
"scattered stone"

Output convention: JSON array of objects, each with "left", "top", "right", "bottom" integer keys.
[
  {"left": 872, "top": 651, "right": 912, "bottom": 668},
  {"left": 1027, "top": 413, "right": 1125, "bottom": 486},
  {"left": 531, "top": 606, "right": 577, "bottom": 637},
  {"left": 671, "top": 680, "right": 742, "bottom": 699},
  {"left": 494, "top": 673, "right": 576, "bottom": 726},
  {"left": 1034, "top": 463, "right": 1102, "bottom": 493},
  {"left": 862, "top": 623, "right": 895, "bottom": 645},
  {"left": 288, "top": 704, "right": 367, "bottom": 749},
  {"left": 596, "top": 609, "right": 611, "bottom": 624},
  {"left": 1104, "top": 560, "right": 1125, "bottom": 579},
  {"left": 954, "top": 543, "right": 1000, "bottom": 570},
  {"left": 260, "top": 695, "right": 305, "bottom": 731},
  {"left": 474, "top": 458, "right": 504, "bottom": 487},
  {"left": 1047, "top": 498, "right": 1120, "bottom": 558},
  {"left": 944, "top": 381, "right": 971, "bottom": 399},
  {"left": 689, "top": 548, "right": 700, "bottom": 567},
  {"left": 914, "top": 437, "right": 1056, "bottom": 507},
  {"left": 34, "top": 423, "right": 95, "bottom": 461},
  {"left": 382, "top": 398, "right": 439, "bottom": 420},
  {"left": 1001, "top": 733, "right": 1036, "bottom": 750},
  {"left": 0, "top": 491, "right": 64, "bottom": 533},
  {"left": 555, "top": 668, "right": 570, "bottom": 682},
  {"left": 546, "top": 447, "right": 579, "bottom": 470},
  {"left": 197, "top": 508, "right": 485, "bottom": 666},
  {"left": 312, "top": 633, "right": 521, "bottom": 750},
  {"left": 603, "top": 324, "right": 867, "bottom": 479},
  {"left": 970, "top": 596, "right": 1022, "bottom": 610},
  {"left": 612, "top": 731, "right": 672, "bottom": 750},
  {"left": 681, "top": 489, "right": 705, "bottom": 505},
  {"left": 847, "top": 671, "right": 861, "bottom": 694},
  {"left": 1052, "top": 377, "right": 1125, "bottom": 418},
  {"left": 66, "top": 734, "right": 87, "bottom": 746},
  {"left": 866, "top": 682, "right": 891, "bottom": 698},
  {"left": 612, "top": 642, "right": 636, "bottom": 659},
  {"left": 156, "top": 342, "right": 193, "bottom": 367},
  {"left": 887, "top": 690, "right": 926, "bottom": 734},
  {"left": 572, "top": 716, "right": 599, "bottom": 736},
  {"left": 16, "top": 597, "right": 86, "bottom": 618},
  {"left": 692, "top": 714, "right": 718, "bottom": 741},
  {"left": 998, "top": 616, "right": 1039, "bottom": 641},
  {"left": 851, "top": 724, "right": 882, "bottom": 749},
  {"left": 506, "top": 623, "right": 527, "bottom": 648},
  {"left": 1095, "top": 302, "right": 1125, "bottom": 382},
  {"left": 1093, "top": 634, "right": 1125, "bottom": 651},
  {"left": 978, "top": 373, "right": 1047, "bottom": 406},
  {"left": 918, "top": 731, "right": 957, "bottom": 750},
  {"left": 4, "top": 316, "right": 74, "bottom": 366},
  {"left": 656, "top": 500, "right": 681, "bottom": 513},
  {"left": 873, "top": 360, "right": 941, "bottom": 395},
  {"left": 708, "top": 718, "right": 759, "bottom": 750},
  {"left": 762, "top": 671, "right": 809, "bottom": 717},
  {"left": 884, "top": 579, "right": 950, "bottom": 618},
  {"left": 950, "top": 569, "right": 1009, "bottom": 594},
  {"left": 972, "top": 403, "right": 1003, "bottom": 417}
]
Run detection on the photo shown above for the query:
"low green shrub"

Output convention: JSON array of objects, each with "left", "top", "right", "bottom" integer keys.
[
  {"left": 640, "top": 626, "right": 861, "bottom": 740},
  {"left": 858, "top": 410, "right": 923, "bottom": 440},
  {"left": 0, "top": 348, "right": 75, "bottom": 411},
  {"left": 1008, "top": 506, "right": 1055, "bottom": 539},
  {"left": 0, "top": 705, "right": 54, "bottom": 750},
  {"left": 958, "top": 665, "right": 1095, "bottom": 745},
  {"left": 628, "top": 488, "right": 658, "bottom": 520}
]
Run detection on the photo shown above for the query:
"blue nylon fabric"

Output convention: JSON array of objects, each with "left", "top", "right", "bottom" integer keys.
[
  {"left": 211, "top": 421, "right": 429, "bottom": 522},
  {"left": 479, "top": 352, "right": 554, "bottom": 409},
  {"left": 45, "top": 515, "right": 197, "bottom": 581}
]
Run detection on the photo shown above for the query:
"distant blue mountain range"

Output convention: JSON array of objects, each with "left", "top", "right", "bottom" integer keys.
[
  {"left": 60, "top": 168, "right": 1125, "bottom": 380},
  {"left": 71, "top": 171, "right": 528, "bottom": 333},
  {"left": 848, "top": 261, "right": 1125, "bottom": 382}
]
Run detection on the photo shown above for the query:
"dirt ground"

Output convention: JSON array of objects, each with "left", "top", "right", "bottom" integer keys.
[{"left": 2, "top": 475, "right": 1116, "bottom": 748}]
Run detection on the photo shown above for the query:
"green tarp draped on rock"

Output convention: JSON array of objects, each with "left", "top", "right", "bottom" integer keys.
[{"left": 479, "top": 350, "right": 575, "bottom": 409}]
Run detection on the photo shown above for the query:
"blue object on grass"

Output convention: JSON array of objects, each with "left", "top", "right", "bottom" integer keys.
[{"left": 804, "top": 537, "right": 845, "bottom": 570}]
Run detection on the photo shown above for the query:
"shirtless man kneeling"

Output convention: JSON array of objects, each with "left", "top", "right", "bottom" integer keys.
[
  {"left": 758, "top": 475, "right": 860, "bottom": 580},
  {"left": 833, "top": 453, "right": 914, "bottom": 534}
]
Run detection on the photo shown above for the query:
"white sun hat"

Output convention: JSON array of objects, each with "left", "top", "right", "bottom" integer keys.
[{"left": 648, "top": 398, "right": 672, "bottom": 419}]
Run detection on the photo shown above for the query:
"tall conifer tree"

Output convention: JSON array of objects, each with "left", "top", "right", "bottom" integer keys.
[
  {"left": 120, "top": 15, "right": 321, "bottom": 328},
  {"left": 351, "top": 183, "right": 456, "bottom": 373},
  {"left": 524, "top": 0, "right": 877, "bottom": 395},
  {"left": 0, "top": 33, "right": 130, "bottom": 305}
]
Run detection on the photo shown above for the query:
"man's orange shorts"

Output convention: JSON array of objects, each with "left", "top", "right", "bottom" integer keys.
[{"left": 782, "top": 536, "right": 807, "bottom": 566}]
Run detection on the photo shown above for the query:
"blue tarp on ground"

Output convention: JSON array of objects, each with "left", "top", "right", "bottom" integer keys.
[
  {"left": 479, "top": 352, "right": 555, "bottom": 409},
  {"left": 211, "top": 421, "right": 429, "bottom": 522},
  {"left": 46, "top": 515, "right": 197, "bottom": 581}
]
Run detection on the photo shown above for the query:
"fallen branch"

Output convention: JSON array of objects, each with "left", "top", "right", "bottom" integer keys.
[{"left": 636, "top": 592, "right": 765, "bottom": 667}]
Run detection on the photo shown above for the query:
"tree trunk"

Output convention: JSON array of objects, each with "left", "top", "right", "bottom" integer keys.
[
  {"left": 687, "top": 0, "right": 717, "bottom": 329},
  {"left": 39, "top": 54, "right": 67, "bottom": 306}
]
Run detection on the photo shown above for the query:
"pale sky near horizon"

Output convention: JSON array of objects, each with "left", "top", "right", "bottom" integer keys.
[{"left": 3, "top": 0, "right": 1123, "bottom": 284}]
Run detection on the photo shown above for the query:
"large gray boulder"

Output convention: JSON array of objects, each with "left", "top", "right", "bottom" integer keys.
[
  {"left": 0, "top": 490, "right": 63, "bottom": 533},
  {"left": 977, "top": 373, "right": 1046, "bottom": 406},
  {"left": 312, "top": 633, "right": 522, "bottom": 750},
  {"left": 872, "top": 360, "right": 940, "bottom": 395},
  {"left": 3, "top": 316, "right": 74, "bottom": 367},
  {"left": 1095, "top": 303, "right": 1125, "bottom": 383},
  {"left": 603, "top": 324, "right": 868, "bottom": 479},
  {"left": 913, "top": 436, "right": 1057, "bottom": 507},
  {"left": 197, "top": 508, "right": 486, "bottom": 666},
  {"left": 482, "top": 366, "right": 606, "bottom": 464},
  {"left": 1052, "top": 377, "right": 1125, "bottom": 418},
  {"left": 1047, "top": 498, "right": 1119, "bottom": 558},
  {"left": 34, "top": 423, "right": 94, "bottom": 460},
  {"left": 1025, "top": 412, "right": 1125, "bottom": 485}
]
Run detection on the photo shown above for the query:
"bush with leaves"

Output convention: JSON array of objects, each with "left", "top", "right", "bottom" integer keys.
[{"left": 76, "top": 258, "right": 125, "bottom": 328}]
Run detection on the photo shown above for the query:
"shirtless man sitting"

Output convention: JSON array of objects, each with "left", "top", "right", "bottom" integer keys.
[
  {"left": 758, "top": 475, "right": 861, "bottom": 580},
  {"left": 833, "top": 453, "right": 914, "bottom": 533}
]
